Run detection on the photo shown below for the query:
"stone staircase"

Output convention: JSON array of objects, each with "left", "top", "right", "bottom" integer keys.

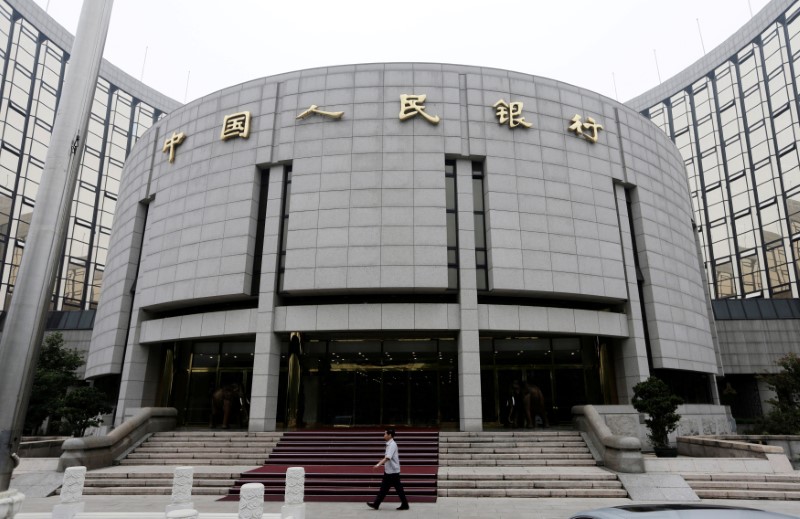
[
  {"left": 81, "top": 469, "right": 241, "bottom": 496},
  {"left": 438, "top": 431, "right": 627, "bottom": 498},
  {"left": 78, "top": 431, "right": 281, "bottom": 496},
  {"left": 226, "top": 429, "right": 439, "bottom": 502},
  {"left": 683, "top": 473, "right": 800, "bottom": 500},
  {"left": 119, "top": 431, "right": 282, "bottom": 465}
]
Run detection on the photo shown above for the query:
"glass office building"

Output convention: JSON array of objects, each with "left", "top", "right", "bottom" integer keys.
[
  {"left": 0, "top": 0, "right": 179, "bottom": 315},
  {"left": 629, "top": 0, "right": 800, "bottom": 419},
  {"left": 633, "top": 0, "right": 800, "bottom": 301}
]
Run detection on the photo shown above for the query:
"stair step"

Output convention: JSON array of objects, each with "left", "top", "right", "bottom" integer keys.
[
  {"left": 438, "top": 480, "right": 623, "bottom": 489},
  {"left": 84, "top": 472, "right": 240, "bottom": 479},
  {"left": 441, "top": 459, "right": 597, "bottom": 466},
  {"left": 439, "top": 488, "right": 628, "bottom": 498},
  {"left": 694, "top": 490, "right": 800, "bottom": 500},
  {"left": 683, "top": 474, "right": 800, "bottom": 483},
  {"left": 689, "top": 481, "right": 800, "bottom": 491},
  {"left": 79, "top": 487, "right": 228, "bottom": 496},
  {"left": 439, "top": 473, "right": 618, "bottom": 481},
  {"left": 118, "top": 459, "right": 265, "bottom": 465},
  {"left": 126, "top": 453, "right": 266, "bottom": 460}
]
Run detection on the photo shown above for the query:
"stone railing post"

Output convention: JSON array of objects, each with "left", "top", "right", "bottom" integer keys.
[
  {"left": 166, "top": 466, "right": 194, "bottom": 514},
  {"left": 281, "top": 467, "right": 305, "bottom": 519},
  {"left": 52, "top": 466, "right": 86, "bottom": 519},
  {"left": 0, "top": 489, "right": 25, "bottom": 519},
  {"left": 238, "top": 482, "right": 265, "bottom": 519}
]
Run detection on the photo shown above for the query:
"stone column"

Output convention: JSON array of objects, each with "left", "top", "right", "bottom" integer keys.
[
  {"left": 613, "top": 183, "right": 650, "bottom": 402},
  {"left": 281, "top": 466, "right": 305, "bottom": 519},
  {"left": 51, "top": 466, "right": 86, "bottom": 519},
  {"left": 165, "top": 466, "right": 194, "bottom": 514},
  {"left": 455, "top": 159, "right": 482, "bottom": 431},
  {"left": 0, "top": 0, "right": 114, "bottom": 491},
  {"left": 251, "top": 164, "right": 285, "bottom": 431},
  {"left": 238, "top": 482, "right": 265, "bottom": 519}
]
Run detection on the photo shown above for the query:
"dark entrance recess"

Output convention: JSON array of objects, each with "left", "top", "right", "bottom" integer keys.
[
  {"left": 277, "top": 337, "right": 459, "bottom": 428},
  {"left": 480, "top": 336, "right": 613, "bottom": 425}
]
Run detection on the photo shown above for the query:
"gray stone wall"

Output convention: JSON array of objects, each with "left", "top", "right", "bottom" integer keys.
[
  {"left": 86, "top": 63, "right": 715, "bottom": 426},
  {"left": 716, "top": 319, "right": 800, "bottom": 374}
]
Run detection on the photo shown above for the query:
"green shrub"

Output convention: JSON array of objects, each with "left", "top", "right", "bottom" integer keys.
[
  {"left": 57, "top": 386, "right": 112, "bottom": 437},
  {"left": 631, "top": 376, "right": 684, "bottom": 449},
  {"left": 753, "top": 353, "right": 800, "bottom": 435}
]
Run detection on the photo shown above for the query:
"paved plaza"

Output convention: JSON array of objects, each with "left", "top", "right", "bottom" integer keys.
[
  {"left": 8, "top": 460, "right": 800, "bottom": 519},
  {"left": 10, "top": 494, "right": 800, "bottom": 518}
]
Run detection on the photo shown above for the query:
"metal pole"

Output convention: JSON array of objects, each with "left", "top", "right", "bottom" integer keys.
[{"left": 0, "top": 0, "right": 114, "bottom": 492}]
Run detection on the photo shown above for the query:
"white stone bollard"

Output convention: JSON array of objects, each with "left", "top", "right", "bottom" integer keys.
[
  {"left": 165, "top": 466, "right": 194, "bottom": 514},
  {"left": 237, "top": 482, "right": 264, "bottom": 519},
  {"left": 0, "top": 489, "right": 25, "bottom": 519},
  {"left": 52, "top": 466, "right": 86, "bottom": 519},
  {"left": 281, "top": 467, "right": 305, "bottom": 519},
  {"left": 166, "top": 509, "right": 198, "bottom": 519}
]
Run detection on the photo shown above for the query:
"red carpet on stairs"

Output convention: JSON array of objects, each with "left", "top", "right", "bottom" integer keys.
[{"left": 220, "top": 428, "right": 439, "bottom": 502}]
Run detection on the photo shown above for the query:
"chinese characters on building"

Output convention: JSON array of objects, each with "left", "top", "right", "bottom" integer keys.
[
  {"left": 164, "top": 95, "right": 604, "bottom": 164},
  {"left": 493, "top": 100, "right": 531, "bottom": 128},
  {"left": 220, "top": 111, "right": 252, "bottom": 140},
  {"left": 568, "top": 114, "right": 603, "bottom": 143},
  {"left": 398, "top": 94, "right": 440, "bottom": 124},
  {"left": 162, "top": 131, "right": 186, "bottom": 163},
  {"left": 296, "top": 105, "right": 345, "bottom": 120}
]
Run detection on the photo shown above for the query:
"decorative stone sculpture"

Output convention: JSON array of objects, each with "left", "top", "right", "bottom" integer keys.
[
  {"left": 238, "top": 482, "right": 265, "bottom": 519},
  {"left": 0, "top": 489, "right": 25, "bottom": 519},
  {"left": 166, "top": 466, "right": 194, "bottom": 514},
  {"left": 284, "top": 467, "right": 304, "bottom": 505},
  {"left": 59, "top": 467, "right": 86, "bottom": 503},
  {"left": 281, "top": 467, "right": 305, "bottom": 519},
  {"left": 52, "top": 466, "right": 86, "bottom": 519}
]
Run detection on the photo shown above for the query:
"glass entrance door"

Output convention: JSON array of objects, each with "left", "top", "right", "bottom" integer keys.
[
  {"left": 167, "top": 340, "right": 255, "bottom": 427},
  {"left": 480, "top": 336, "right": 608, "bottom": 426},
  {"left": 277, "top": 337, "right": 458, "bottom": 427}
]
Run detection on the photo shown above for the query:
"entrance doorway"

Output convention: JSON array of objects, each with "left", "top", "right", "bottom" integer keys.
[
  {"left": 480, "top": 336, "right": 612, "bottom": 425},
  {"left": 276, "top": 337, "right": 459, "bottom": 428},
  {"left": 166, "top": 340, "right": 255, "bottom": 427}
]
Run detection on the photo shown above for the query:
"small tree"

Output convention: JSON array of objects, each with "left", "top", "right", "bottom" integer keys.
[
  {"left": 57, "top": 386, "right": 112, "bottom": 437},
  {"left": 755, "top": 353, "right": 800, "bottom": 434},
  {"left": 631, "top": 376, "right": 684, "bottom": 449},
  {"left": 25, "top": 332, "right": 84, "bottom": 434}
]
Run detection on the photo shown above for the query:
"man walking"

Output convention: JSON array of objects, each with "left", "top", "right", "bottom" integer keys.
[{"left": 367, "top": 428, "right": 410, "bottom": 510}]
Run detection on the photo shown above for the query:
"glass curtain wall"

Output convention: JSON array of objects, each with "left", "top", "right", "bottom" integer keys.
[
  {"left": 643, "top": 1, "right": 800, "bottom": 300},
  {"left": 0, "top": 1, "right": 164, "bottom": 312}
]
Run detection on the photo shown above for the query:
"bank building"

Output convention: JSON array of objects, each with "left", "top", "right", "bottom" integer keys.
[{"left": 1, "top": 0, "right": 799, "bottom": 433}]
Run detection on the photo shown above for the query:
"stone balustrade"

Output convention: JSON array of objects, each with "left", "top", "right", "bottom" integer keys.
[{"left": 572, "top": 404, "right": 644, "bottom": 473}]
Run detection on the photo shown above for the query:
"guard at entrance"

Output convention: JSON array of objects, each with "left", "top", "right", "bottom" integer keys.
[
  {"left": 367, "top": 428, "right": 410, "bottom": 511},
  {"left": 210, "top": 383, "right": 245, "bottom": 429}
]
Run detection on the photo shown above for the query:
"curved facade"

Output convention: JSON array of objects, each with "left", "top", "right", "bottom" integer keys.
[
  {"left": 0, "top": 0, "right": 179, "bottom": 314},
  {"left": 631, "top": 0, "right": 800, "bottom": 419},
  {"left": 88, "top": 63, "right": 715, "bottom": 430}
]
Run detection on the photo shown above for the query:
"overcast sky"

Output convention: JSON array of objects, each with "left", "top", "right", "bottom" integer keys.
[{"left": 33, "top": 1, "right": 770, "bottom": 105}]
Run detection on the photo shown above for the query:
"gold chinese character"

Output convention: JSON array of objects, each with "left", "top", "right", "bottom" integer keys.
[
  {"left": 399, "top": 94, "right": 440, "bottom": 125},
  {"left": 162, "top": 131, "right": 186, "bottom": 163},
  {"left": 296, "top": 104, "right": 345, "bottom": 120},
  {"left": 493, "top": 99, "right": 532, "bottom": 128},
  {"left": 568, "top": 114, "right": 603, "bottom": 143},
  {"left": 220, "top": 111, "right": 251, "bottom": 140}
]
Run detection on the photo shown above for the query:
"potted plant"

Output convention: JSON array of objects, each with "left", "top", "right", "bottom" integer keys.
[{"left": 631, "top": 376, "right": 683, "bottom": 457}]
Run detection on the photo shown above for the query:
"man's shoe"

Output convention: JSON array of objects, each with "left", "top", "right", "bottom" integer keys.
[
  {"left": 366, "top": 502, "right": 379, "bottom": 510},
  {"left": 397, "top": 504, "right": 410, "bottom": 510}
]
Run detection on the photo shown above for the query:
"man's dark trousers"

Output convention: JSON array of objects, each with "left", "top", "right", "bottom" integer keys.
[{"left": 374, "top": 472, "right": 408, "bottom": 506}]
